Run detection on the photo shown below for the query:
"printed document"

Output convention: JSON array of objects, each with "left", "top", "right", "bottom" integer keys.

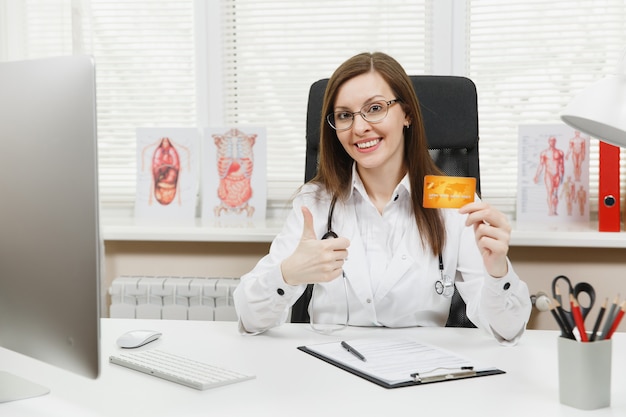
[{"left": 300, "top": 338, "right": 501, "bottom": 386}]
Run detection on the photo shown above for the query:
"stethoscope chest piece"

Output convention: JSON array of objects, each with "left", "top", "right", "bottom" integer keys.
[
  {"left": 435, "top": 275, "right": 454, "bottom": 297},
  {"left": 435, "top": 254, "right": 454, "bottom": 297}
]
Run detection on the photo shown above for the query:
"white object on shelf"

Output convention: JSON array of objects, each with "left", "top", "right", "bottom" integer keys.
[{"left": 109, "top": 276, "right": 240, "bottom": 321}]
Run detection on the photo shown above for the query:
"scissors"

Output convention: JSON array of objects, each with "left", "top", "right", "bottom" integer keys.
[{"left": 551, "top": 275, "right": 596, "bottom": 329}]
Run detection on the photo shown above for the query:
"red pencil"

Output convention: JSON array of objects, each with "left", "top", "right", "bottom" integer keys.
[
  {"left": 570, "top": 294, "right": 588, "bottom": 342},
  {"left": 604, "top": 301, "right": 626, "bottom": 340}
]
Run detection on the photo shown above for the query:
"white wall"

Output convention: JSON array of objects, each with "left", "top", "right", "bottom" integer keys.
[{"left": 104, "top": 241, "right": 626, "bottom": 333}]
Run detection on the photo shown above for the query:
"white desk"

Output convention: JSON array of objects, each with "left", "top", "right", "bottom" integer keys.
[{"left": 2, "top": 319, "right": 625, "bottom": 416}]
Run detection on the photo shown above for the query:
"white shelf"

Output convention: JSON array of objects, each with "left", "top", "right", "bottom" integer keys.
[
  {"left": 509, "top": 223, "right": 626, "bottom": 248},
  {"left": 101, "top": 217, "right": 283, "bottom": 243},
  {"left": 100, "top": 216, "right": 626, "bottom": 247}
]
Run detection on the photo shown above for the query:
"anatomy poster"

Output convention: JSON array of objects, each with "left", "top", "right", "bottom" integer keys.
[
  {"left": 135, "top": 128, "right": 199, "bottom": 224},
  {"left": 517, "top": 124, "right": 590, "bottom": 227},
  {"left": 201, "top": 127, "right": 267, "bottom": 225}
]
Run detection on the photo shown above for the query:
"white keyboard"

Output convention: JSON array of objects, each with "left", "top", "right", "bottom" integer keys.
[{"left": 109, "top": 349, "right": 255, "bottom": 390}]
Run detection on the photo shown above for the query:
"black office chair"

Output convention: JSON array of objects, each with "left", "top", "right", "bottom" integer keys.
[{"left": 291, "top": 76, "right": 480, "bottom": 328}]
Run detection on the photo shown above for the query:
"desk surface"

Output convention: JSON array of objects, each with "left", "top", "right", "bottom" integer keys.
[{"left": 2, "top": 319, "right": 625, "bottom": 416}]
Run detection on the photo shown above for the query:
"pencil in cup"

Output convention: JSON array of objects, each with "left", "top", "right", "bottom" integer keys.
[
  {"left": 570, "top": 294, "right": 588, "bottom": 342},
  {"left": 599, "top": 295, "right": 621, "bottom": 341},
  {"left": 588, "top": 298, "right": 607, "bottom": 342},
  {"left": 550, "top": 298, "right": 575, "bottom": 340},
  {"left": 603, "top": 301, "right": 626, "bottom": 340}
]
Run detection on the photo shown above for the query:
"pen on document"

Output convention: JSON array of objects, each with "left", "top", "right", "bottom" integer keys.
[
  {"left": 341, "top": 341, "right": 366, "bottom": 362},
  {"left": 588, "top": 297, "right": 607, "bottom": 342},
  {"left": 599, "top": 294, "right": 620, "bottom": 340},
  {"left": 570, "top": 294, "right": 588, "bottom": 342},
  {"left": 604, "top": 301, "right": 626, "bottom": 340}
]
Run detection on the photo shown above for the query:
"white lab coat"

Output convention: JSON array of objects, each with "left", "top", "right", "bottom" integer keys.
[{"left": 234, "top": 175, "right": 531, "bottom": 344}]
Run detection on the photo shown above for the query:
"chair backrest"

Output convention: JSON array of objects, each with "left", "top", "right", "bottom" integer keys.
[{"left": 292, "top": 75, "right": 480, "bottom": 328}]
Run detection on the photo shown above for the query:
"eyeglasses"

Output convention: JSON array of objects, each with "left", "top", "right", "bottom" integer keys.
[
  {"left": 326, "top": 99, "right": 400, "bottom": 131},
  {"left": 309, "top": 271, "right": 350, "bottom": 334}
]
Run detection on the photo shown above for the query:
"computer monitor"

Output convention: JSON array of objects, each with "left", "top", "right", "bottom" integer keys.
[{"left": 0, "top": 55, "right": 101, "bottom": 402}]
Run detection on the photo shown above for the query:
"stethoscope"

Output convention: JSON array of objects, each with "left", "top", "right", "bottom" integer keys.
[
  {"left": 309, "top": 195, "right": 349, "bottom": 334},
  {"left": 322, "top": 196, "right": 339, "bottom": 240},
  {"left": 324, "top": 196, "right": 454, "bottom": 298},
  {"left": 435, "top": 254, "right": 454, "bottom": 297}
]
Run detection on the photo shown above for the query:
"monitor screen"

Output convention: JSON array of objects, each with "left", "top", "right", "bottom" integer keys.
[{"left": 0, "top": 55, "right": 101, "bottom": 402}]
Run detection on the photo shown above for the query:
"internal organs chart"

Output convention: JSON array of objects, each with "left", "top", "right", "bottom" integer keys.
[
  {"left": 135, "top": 128, "right": 198, "bottom": 224},
  {"left": 143, "top": 137, "right": 189, "bottom": 206},
  {"left": 213, "top": 128, "right": 256, "bottom": 217}
]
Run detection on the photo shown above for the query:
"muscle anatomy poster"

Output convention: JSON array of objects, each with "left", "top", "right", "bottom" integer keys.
[{"left": 517, "top": 124, "right": 590, "bottom": 227}]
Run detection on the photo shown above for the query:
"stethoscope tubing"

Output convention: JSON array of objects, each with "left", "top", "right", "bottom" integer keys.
[{"left": 323, "top": 195, "right": 451, "bottom": 298}]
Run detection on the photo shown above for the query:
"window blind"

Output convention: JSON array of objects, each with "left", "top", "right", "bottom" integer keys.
[
  {"left": 220, "top": 0, "right": 430, "bottom": 208},
  {"left": 4, "top": 0, "right": 428, "bottom": 214},
  {"left": 86, "top": 0, "right": 196, "bottom": 208},
  {"left": 467, "top": 0, "right": 626, "bottom": 216},
  {"left": 0, "top": 0, "right": 73, "bottom": 59},
  {"left": 5, "top": 1, "right": 625, "bottom": 221},
  {"left": 2, "top": 0, "right": 197, "bottom": 211}
]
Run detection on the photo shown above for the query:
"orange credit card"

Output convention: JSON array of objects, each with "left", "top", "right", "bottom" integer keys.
[{"left": 423, "top": 175, "right": 476, "bottom": 209}]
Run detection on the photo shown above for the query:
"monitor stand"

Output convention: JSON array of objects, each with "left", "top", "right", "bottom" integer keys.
[{"left": 0, "top": 371, "right": 50, "bottom": 403}]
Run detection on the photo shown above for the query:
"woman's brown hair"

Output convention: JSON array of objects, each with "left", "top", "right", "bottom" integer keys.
[{"left": 312, "top": 52, "right": 445, "bottom": 256}]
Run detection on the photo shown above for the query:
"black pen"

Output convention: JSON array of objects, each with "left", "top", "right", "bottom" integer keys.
[{"left": 341, "top": 341, "right": 366, "bottom": 362}]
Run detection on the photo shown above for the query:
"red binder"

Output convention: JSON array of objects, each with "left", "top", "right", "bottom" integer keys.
[{"left": 598, "top": 141, "right": 620, "bottom": 232}]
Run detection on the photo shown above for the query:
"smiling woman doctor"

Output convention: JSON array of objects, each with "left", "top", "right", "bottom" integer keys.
[{"left": 233, "top": 52, "right": 531, "bottom": 344}]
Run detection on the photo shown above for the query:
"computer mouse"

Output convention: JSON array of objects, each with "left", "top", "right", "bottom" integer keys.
[{"left": 116, "top": 329, "right": 162, "bottom": 349}]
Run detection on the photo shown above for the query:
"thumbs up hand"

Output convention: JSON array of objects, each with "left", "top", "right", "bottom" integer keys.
[{"left": 281, "top": 206, "right": 350, "bottom": 286}]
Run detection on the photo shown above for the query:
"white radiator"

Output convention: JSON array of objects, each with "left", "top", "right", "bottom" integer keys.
[{"left": 109, "top": 276, "right": 240, "bottom": 321}]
